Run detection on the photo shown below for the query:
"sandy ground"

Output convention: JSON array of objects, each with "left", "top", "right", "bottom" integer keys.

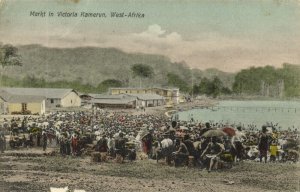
[{"left": 0, "top": 148, "right": 299, "bottom": 192}]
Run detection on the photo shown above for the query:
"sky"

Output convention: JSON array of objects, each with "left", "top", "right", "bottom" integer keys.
[{"left": 0, "top": 0, "right": 300, "bottom": 72}]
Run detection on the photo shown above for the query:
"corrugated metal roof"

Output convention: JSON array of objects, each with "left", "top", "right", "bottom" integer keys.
[
  {"left": 110, "top": 87, "right": 179, "bottom": 91},
  {"left": 87, "top": 94, "right": 137, "bottom": 100},
  {"left": 0, "top": 87, "right": 76, "bottom": 99},
  {"left": 125, "top": 94, "right": 164, "bottom": 100},
  {"left": 90, "top": 98, "right": 136, "bottom": 104}
]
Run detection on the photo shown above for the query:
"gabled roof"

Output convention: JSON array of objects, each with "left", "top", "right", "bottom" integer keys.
[
  {"left": 0, "top": 87, "right": 77, "bottom": 99},
  {"left": 0, "top": 90, "right": 11, "bottom": 101},
  {"left": 125, "top": 94, "right": 164, "bottom": 100},
  {"left": 7, "top": 95, "right": 45, "bottom": 103},
  {"left": 0, "top": 90, "right": 45, "bottom": 103}
]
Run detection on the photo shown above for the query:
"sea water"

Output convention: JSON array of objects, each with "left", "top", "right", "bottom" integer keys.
[{"left": 178, "top": 100, "right": 300, "bottom": 130}]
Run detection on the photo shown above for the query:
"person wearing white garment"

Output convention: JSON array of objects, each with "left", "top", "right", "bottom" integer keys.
[{"left": 231, "top": 126, "right": 246, "bottom": 162}]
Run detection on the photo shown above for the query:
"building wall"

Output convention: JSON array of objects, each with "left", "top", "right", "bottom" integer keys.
[
  {"left": 8, "top": 103, "right": 22, "bottom": 114},
  {"left": 0, "top": 98, "right": 7, "bottom": 114},
  {"left": 111, "top": 88, "right": 179, "bottom": 104},
  {"left": 46, "top": 98, "right": 61, "bottom": 108},
  {"left": 61, "top": 91, "right": 81, "bottom": 107},
  {"left": 7, "top": 102, "right": 43, "bottom": 115},
  {"left": 136, "top": 99, "right": 165, "bottom": 107},
  {"left": 27, "top": 102, "right": 44, "bottom": 114},
  {"left": 149, "top": 88, "right": 179, "bottom": 104},
  {"left": 111, "top": 88, "right": 148, "bottom": 95}
]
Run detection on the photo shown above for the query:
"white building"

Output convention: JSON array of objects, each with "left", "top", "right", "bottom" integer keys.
[
  {"left": 125, "top": 93, "right": 165, "bottom": 107},
  {"left": 0, "top": 88, "right": 81, "bottom": 108}
]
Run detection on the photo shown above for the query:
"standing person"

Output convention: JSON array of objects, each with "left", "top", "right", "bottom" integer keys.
[
  {"left": 65, "top": 135, "right": 71, "bottom": 155},
  {"left": 37, "top": 131, "right": 41, "bottom": 147},
  {"left": 269, "top": 140, "right": 278, "bottom": 162},
  {"left": 142, "top": 133, "right": 153, "bottom": 158},
  {"left": 114, "top": 132, "right": 126, "bottom": 162},
  {"left": 231, "top": 126, "right": 246, "bottom": 162},
  {"left": 97, "top": 134, "right": 108, "bottom": 153},
  {"left": 60, "top": 135, "right": 66, "bottom": 156},
  {"left": 42, "top": 132, "right": 47, "bottom": 151},
  {"left": 107, "top": 134, "right": 115, "bottom": 157},
  {"left": 0, "top": 134, "right": 5, "bottom": 153},
  {"left": 258, "top": 126, "right": 270, "bottom": 163},
  {"left": 71, "top": 134, "right": 78, "bottom": 156}
]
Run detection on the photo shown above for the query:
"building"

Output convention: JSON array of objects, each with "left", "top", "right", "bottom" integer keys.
[
  {"left": 0, "top": 90, "right": 46, "bottom": 115},
  {"left": 109, "top": 87, "right": 179, "bottom": 104},
  {"left": 0, "top": 88, "right": 81, "bottom": 108},
  {"left": 90, "top": 94, "right": 137, "bottom": 108},
  {"left": 150, "top": 87, "right": 179, "bottom": 104},
  {"left": 125, "top": 93, "right": 165, "bottom": 107}
]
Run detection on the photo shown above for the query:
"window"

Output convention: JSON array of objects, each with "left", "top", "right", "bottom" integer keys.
[
  {"left": 22, "top": 103, "right": 27, "bottom": 111},
  {"left": 50, "top": 99, "right": 54, "bottom": 104},
  {"left": 71, "top": 100, "right": 73, "bottom": 104}
]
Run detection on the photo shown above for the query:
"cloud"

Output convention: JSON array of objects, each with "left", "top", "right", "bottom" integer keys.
[
  {"left": 140, "top": 24, "right": 166, "bottom": 37},
  {"left": 1, "top": 23, "right": 300, "bottom": 72}
]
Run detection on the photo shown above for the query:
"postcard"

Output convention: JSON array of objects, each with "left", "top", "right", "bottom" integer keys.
[{"left": 0, "top": 0, "right": 299, "bottom": 192}]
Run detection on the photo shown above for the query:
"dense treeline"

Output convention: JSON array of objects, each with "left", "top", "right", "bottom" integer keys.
[
  {"left": 1, "top": 44, "right": 300, "bottom": 98},
  {"left": 232, "top": 64, "right": 300, "bottom": 97},
  {"left": 1, "top": 64, "right": 299, "bottom": 98}
]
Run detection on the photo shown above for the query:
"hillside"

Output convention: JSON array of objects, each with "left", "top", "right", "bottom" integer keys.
[{"left": 2, "top": 45, "right": 235, "bottom": 89}]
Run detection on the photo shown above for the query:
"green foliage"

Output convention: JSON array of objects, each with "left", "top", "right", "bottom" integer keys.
[
  {"left": 233, "top": 64, "right": 300, "bottom": 97},
  {"left": 131, "top": 64, "right": 154, "bottom": 79},
  {"left": 192, "top": 76, "right": 231, "bottom": 98},
  {"left": 97, "top": 79, "right": 123, "bottom": 92},
  {"left": 167, "top": 73, "right": 190, "bottom": 92},
  {"left": 0, "top": 44, "right": 22, "bottom": 67}
]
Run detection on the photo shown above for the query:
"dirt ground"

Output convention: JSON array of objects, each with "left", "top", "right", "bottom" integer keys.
[{"left": 0, "top": 148, "right": 299, "bottom": 192}]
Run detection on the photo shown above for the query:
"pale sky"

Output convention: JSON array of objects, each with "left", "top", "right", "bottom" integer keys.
[{"left": 0, "top": 0, "right": 300, "bottom": 72}]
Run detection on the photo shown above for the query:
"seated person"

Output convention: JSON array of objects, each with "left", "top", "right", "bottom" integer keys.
[
  {"left": 173, "top": 138, "right": 189, "bottom": 167},
  {"left": 201, "top": 136, "right": 224, "bottom": 172}
]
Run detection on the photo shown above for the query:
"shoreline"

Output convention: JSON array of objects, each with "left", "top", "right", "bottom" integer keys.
[{"left": 164, "top": 98, "right": 218, "bottom": 118}]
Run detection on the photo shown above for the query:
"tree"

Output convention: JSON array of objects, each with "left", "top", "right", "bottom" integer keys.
[
  {"left": 0, "top": 44, "right": 22, "bottom": 86},
  {"left": 97, "top": 79, "right": 123, "bottom": 93},
  {"left": 131, "top": 64, "right": 154, "bottom": 87},
  {"left": 198, "top": 77, "right": 211, "bottom": 95},
  {"left": 0, "top": 44, "right": 22, "bottom": 67},
  {"left": 167, "top": 73, "right": 189, "bottom": 92}
]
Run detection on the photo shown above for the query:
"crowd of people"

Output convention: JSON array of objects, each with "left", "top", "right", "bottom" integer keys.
[{"left": 0, "top": 109, "right": 299, "bottom": 172}]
